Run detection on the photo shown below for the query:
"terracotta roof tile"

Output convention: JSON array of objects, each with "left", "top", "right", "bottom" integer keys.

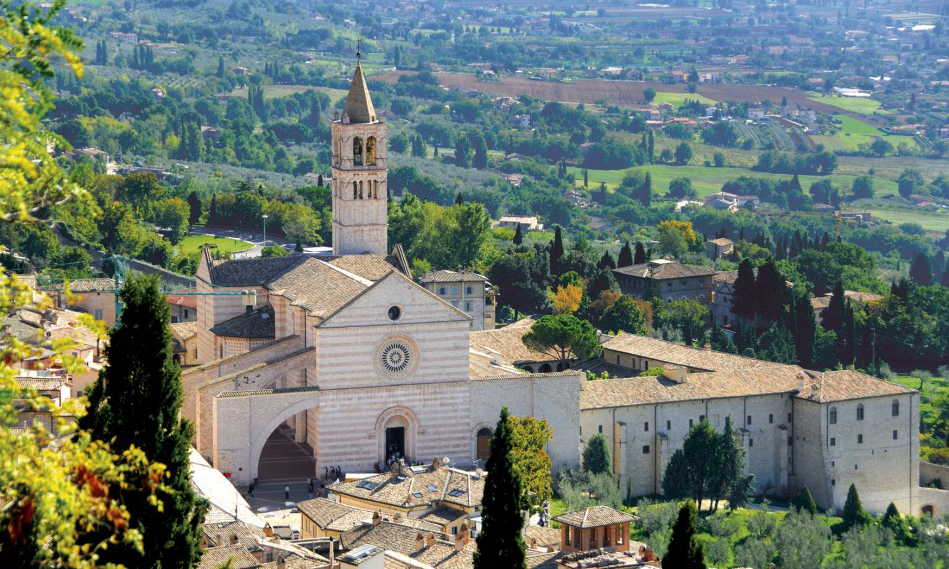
[
  {"left": 796, "top": 370, "right": 915, "bottom": 403},
  {"left": 267, "top": 258, "right": 369, "bottom": 319},
  {"left": 198, "top": 545, "right": 261, "bottom": 569},
  {"left": 210, "top": 305, "right": 275, "bottom": 339},
  {"left": 552, "top": 506, "right": 638, "bottom": 529},
  {"left": 613, "top": 261, "right": 715, "bottom": 280},
  {"left": 341, "top": 522, "right": 447, "bottom": 554},
  {"left": 297, "top": 498, "right": 364, "bottom": 529},
  {"left": 524, "top": 525, "right": 561, "bottom": 548},
  {"left": 210, "top": 255, "right": 305, "bottom": 287},
  {"left": 325, "top": 255, "right": 404, "bottom": 281},
  {"left": 418, "top": 506, "right": 466, "bottom": 526},
  {"left": 171, "top": 321, "right": 198, "bottom": 341},
  {"left": 419, "top": 271, "right": 488, "bottom": 284},
  {"left": 329, "top": 466, "right": 484, "bottom": 510},
  {"left": 469, "top": 319, "right": 553, "bottom": 366},
  {"left": 603, "top": 334, "right": 772, "bottom": 373}
]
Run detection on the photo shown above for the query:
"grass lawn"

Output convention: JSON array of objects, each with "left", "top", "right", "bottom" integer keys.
[
  {"left": 865, "top": 207, "right": 949, "bottom": 233},
  {"left": 807, "top": 95, "right": 887, "bottom": 115},
  {"left": 567, "top": 164, "right": 900, "bottom": 199},
  {"left": 178, "top": 234, "right": 253, "bottom": 255},
  {"left": 814, "top": 115, "right": 917, "bottom": 152},
  {"left": 652, "top": 91, "right": 718, "bottom": 107}
]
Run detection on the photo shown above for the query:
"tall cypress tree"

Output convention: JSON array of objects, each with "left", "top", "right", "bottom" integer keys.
[
  {"left": 732, "top": 259, "right": 757, "bottom": 321},
  {"left": 550, "top": 226, "right": 565, "bottom": 276},
  {"left": 842, "top": 484, "right": 869, "bottom": 531},
  {"left": 598, "top": 251, "right": 616, "bottom": 270},
  {"left": 634, "top": 241, "right": 647, "bottom": 265},
  {"left": 513, "top": 223, "right": 523, "bottom": 245},
  {"left": 821, "top": 280, "right": 846, "bottom": 332},
  {"left": 909, "top": 252, "right": 933, "bottom": 286},
  {"left": 474, "top": 408, "right": 526, "bottom": 569},
  {"left": 618, "top": 240, "right": 633, "bottom": 267},
  {"left": 665, "top": 501, "right": 705, "bottom": 569},
  {"left": 79, "top": 275, "right": 205, "bottom": 568}
]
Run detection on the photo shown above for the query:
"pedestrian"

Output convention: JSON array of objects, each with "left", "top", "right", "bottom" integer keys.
[
  {"left": 285, "top": 485, "right": 290, "bottom": 501},
  {"left": 248, "top": 481, "right": 255, "bottom": 497}
]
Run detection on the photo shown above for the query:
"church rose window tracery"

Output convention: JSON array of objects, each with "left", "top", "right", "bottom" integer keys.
[{"left": 375, "top": 335, "right": 419, "bottom": 378}]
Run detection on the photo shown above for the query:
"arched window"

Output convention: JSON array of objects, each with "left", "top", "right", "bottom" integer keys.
[
  {"left": 366, "top": 136, "right": 376, "bottom": 165},
  {"left": 359, "top": 180, "right": 364, "bottom": 199},
  {"left": 892, "top": 400, "right": 900, "bottom": 417},
  {"left": 438, "top": 287, "right": 446, "bottom": 295},
  {"left": 370, "top": 180, "right": 377, "bottom": 199},
  {"left": 829, "top": 407, "right": 837, "bottom": 424},
  {"left": 353, "top": 181, "right": 358, "bottom": 199},
  {"left": 452, "top": 286, "right": 459, "bottom": 295},
  {"left": 856, "top": 404, "right": 864, "bottom": 421},
  {"left": 476, "top": 428, "right": 492, "bottom": 460},
  {"left": 353, "top": 137, "right": 363, "bottom": 165},
  {"left": 539, "top": 363, "right": 552, "bottom": 373}
]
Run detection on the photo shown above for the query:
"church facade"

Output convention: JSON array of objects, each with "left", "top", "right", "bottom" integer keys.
[{"left": 181, "top": 59, "right": 583, "bottom": 486}]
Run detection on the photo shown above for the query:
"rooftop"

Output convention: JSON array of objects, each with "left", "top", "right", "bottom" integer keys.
[
  {"left": 602, "top": 334, "right": 772, "bottom": 373},
  {"left": 341, "top": 60, "right": 377, "bottom": 124},
  {"left": 210, "top": 305, "right": 275, "bottom": 339},
  {"left": 330, "top": 463, "right": 484, "bottom": 510},
  {"left": 552, "top": 506, "right": 638, "bottom": 529},
  {"left": 612, "top": 261, "right": 716, "bottom": 280},
  {"left": 469, "top": 319, "right": 553, "bottom": 366},
  {"left": 419, "top": 270, "right": 488, "bottom": 284},
  {"left": 170, "top": 321, "right": 198, "bottom": 341},
  {"left": 796, "top": 370, "right": 915, "bottom": 403}
]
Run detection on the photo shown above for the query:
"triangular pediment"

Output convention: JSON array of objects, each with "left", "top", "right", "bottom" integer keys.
[{"left": 316, "top": 271, "right": 471, "bottom": 328}]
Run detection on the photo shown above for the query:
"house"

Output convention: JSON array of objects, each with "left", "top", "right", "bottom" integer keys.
[
  {"left": 705, "top": 238, "right": 734, "bottom": 260},
  {"left": 497, "top": 216, "right": 543, "bottom": 232},
  {"left": 510, "top": 114, "right": 531, "bottom": 129},
  {"left": 553, "top": 506, "right": 638, "bottom": 554},
  {"left": 11, "top": 371, "right": 71, "bottom": 435},
  {"left": 109, "top": 31, "right": 138, "bottom": 43},
  {"left": 40, "top": 278, "right": 117, "bottom": 325},
  {"left": 170, "top": 321, "right": 198, "bottom": 367},
  {"left": 811, "top": 290, "right": 884, "bottom": 322},
  {"left": 419, "top": 271, "right": 496, "bottom": 331},
  {"left": 612, "top": 260, "right": 716, "bottom": 304},
  {"left": 167, "top": 289, "right": 198, "bottom": 323},
  {"left": 201, "top": 126, "right": 222, "bottom": 144}
]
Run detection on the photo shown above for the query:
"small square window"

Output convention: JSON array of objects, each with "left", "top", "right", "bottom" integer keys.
[
  {"left": 642, "top": 445, "right": 650, "bottom": 454},
  {"left": 830, "top": 437, "right": 836, "bottom": 446},
  {"left": 699, "top": 415, "right": 705, "bottom": 422},
  {"left": 769, "top": 414, "right": 774, "bottom": 424},
  {"left": 855, "top": 464, "right": 858, "bottom": 470},
  {"left": 857, "top": 434, "right": 863, "bottom": 444},
  {"left": 689, "top": 419, "right": 694, "bottom": 428},
  {"left": 892, "top": 430, "right": 898, "bottom": 440}
]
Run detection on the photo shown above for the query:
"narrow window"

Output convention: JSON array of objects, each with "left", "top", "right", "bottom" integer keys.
[
  {"left": 699, "top": 415, "right": 705, "bottom": 422},
  {"left": 856, "top": 404, "right": 864, "bottom": 421},
  {"left": 353, "top": 137, "right": 363, "bottom": 165},
  {"left": 598, "top": 425, "right": 603, "bottom": 434},
  {"left": 746, "top": 415, "right": 752, "bottom": 425},
  {"left": 892, "top": 430, "right": 898, "bottom": 440},
  {"left": 366, "top": 136, "right": 376, "bottom": 165},
  {"left": 832, "top": 479, "right": 836, "bottom": 486},
  {"left": 857, "top": 434, "right": 863, "bottom": 444},
  {"left": 666, "top": 420, "right": 671, "bottom": 431},
  {"left": 830, "top": 437, "right": 836, "bottom": 446},
  {"left": 749, "top": 439, "right": 753, "bottom": 447},
  {"left": 769, "top": 414, "right": 774, "bottom": 424},
  {"left": 829, "top": 407, "right": 837, "bottom": 424},
  {"left": 788, "top": 413, "right": 793, "bottom": 423},
  {"left": 466, "top": 286, "right": 473, "bottom": 294},
  {"left": 353, "top": 181, "right": 358, "bottom": 199},
  {"left": 644, "top": 422, "right": 649, "bottom": 432},
  {"left": 616, "top": 355, "right": 620, "bottom": 364},
  {"left": 689, "top": 419, "right": 694, "bottom": 428},
  {"left": 892, "top": 400, "right": 899, "bottom": 417}
]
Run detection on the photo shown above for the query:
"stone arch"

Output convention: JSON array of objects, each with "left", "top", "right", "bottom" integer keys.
[
  {"left": 373, "top": 405, "right": 420, "bottom": 464},
  {"left": 248, "top": 393, "right": 322, "bottom": 483},
  {"left": 539, "top": 363, "right": 552, "bottom": 373},
  {"left": 921, "top": 504, "right": 934, "bottom": 517},
  {"left": 472, "top": 423, "right": 493, "bottom": 462},
  {"left": 353, "top": 137, "right": 363, "bottom": 165},
  {"left": 366, "top": 136, "right": 376, "bottom": 165},
  {"left": 520, "top": 365, "right": 534, "bottom": 373}
]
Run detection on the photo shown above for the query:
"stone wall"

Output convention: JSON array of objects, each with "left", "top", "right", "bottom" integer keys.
[{"left": 920, "top": 461, "right": 949, "bottom": 487}]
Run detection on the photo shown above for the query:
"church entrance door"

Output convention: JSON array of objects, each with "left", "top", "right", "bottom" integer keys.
[{"left": 386, "top": 426, "right": 405, "bottom": 461}]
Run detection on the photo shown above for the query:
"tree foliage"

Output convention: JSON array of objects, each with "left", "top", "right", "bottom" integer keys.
[
  {"left": 507, "top": 415, "right": 553, "bottom": 507},
  {"left": 582, "top": 433, "right": 610, "bottom": 475},
  {"left": 522, "top": 314, "right": 602, "bottom": 363},
  {"left": 664, "top": 501, "right": 705, "bottom": 569}
]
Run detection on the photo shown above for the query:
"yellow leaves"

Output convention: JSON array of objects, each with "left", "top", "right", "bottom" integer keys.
[
  {"left": 658, "top": 220, "right": 698, "bottom": 245},
  {"left": 550, "top": 283, "right": 583, "bottom": 315}
]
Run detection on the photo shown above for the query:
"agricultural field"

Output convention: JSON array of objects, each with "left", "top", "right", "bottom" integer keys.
[
  {"left": 807, "top": 94, "right": 888, "bottom": 116},
  {"left": 227, "top": 84, "right": 349, "bottom": 102},
  {"left": 866, "top": 206, "right": 949, "bottom": 233},
  {"left": 651, "top": 91, "right": 718, "bottom": 107},
  {"left": 567, "top": 164, "right": 900, "bottom": 199},
  {"left": 812, "top": 115, "right": 918, "bottom": 152},
  {"left": 177, "top": 234, "right": 253, "bottom": 255}
]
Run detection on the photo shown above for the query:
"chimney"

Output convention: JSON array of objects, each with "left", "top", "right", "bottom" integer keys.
[
  {"left": 415, "top": 533, "right": 424, "bottom": 551},
  {"left": 432, "top": 456, "right": 441, "bottom": 468},
  {"left": 263, "top": 523, "right": 273, "bottom": 538},
  {"left": 372, "top": 511, "right": 381, "bottom": 526},
  {"left": 662, "top": 365, "right": 687, "bottom": 384},
  {"left": 425, "top": 533, "right": 434, "bottom": 547},
  {"left": 242, "top": 289, "right": 256, "bottom": 314},
  {"left": 797, "top": 372, "right": 806, "bottom": 391}
]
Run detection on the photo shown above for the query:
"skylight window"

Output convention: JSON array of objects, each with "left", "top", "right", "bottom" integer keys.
[
  {"left": 447, "top": 489, "right": 465, "bottom": 497},
  {"left": 427, "top": 485, "right": 437, "bottom": 492},
  {"left": 356, "top": 480, "right": 378, "bottom": 490},
  {"left": 412, "top": 492, "right": 423, "bottom": 498}
]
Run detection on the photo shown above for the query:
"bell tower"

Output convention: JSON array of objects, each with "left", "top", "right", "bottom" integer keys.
[{"left": 331, "top": 48, "right": 388, "bottom": 256}]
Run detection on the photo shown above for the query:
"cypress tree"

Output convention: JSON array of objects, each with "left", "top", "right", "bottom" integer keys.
[
  {"left": 755, "top": 260, "right": 787, "bottom": 322},
  {"left": 909, "top": 252, "right": 933, "bottom": 286},
  {"left": 216, "top": 55, "right": 225, "bottom": 77},
  {"left": 842, "top": 483, "right": 869, "bottom": 531},
  {"left": 793, "top": 294, "right": 815, "bottom": 367},
  {"left": 821, "top": 280, "right": 846, "bottom": 332},
  {"left": 597, "top": 251, "right": 616, "bottom": 270},
  {"left": 306, "top": 97, "right": 322, "bottom": 127},
  {"left": 473, "top": 408, "right": 526, "bottom": 569},
  {"left": 550, "top": 226, "right": 565, "bottom": 276},
  {"left": 634, "top": 241, "right": 647, "bottom": 265},
  {"left": 732, "top": 259, "right": 757, "bottom": 321},
  {"left": 618, "top": 240, "right": 633, "bottom": 267},
  {"left": 186, "top": 191, "right": 202, "bottom": 226},
  {"left": 513, "top": 223, "right": 523, "bottom": 245},
  {"left": 792, "top": 486, "right": 818, "bottom": 514},
  {"left": 208, "top": 193, "right": 218, "bottom": 225},
  {"left": 665, "top": 501, "right": 706, "bottom": 569},
  {"left": 79, "top": 274, "right": 205, "bottom": 568},
  {"left": 582, "top": 433, "right": 610, "bottom": 475},
  {"left": 583, "top": 168, "right": 589, "bottom": 187},
  {"left": 647, "top": 130, "right": 654, "bottom": 163}
]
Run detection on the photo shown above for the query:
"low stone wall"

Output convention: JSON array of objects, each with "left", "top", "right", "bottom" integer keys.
[
  {"left": 920, "top": 460, "right": 949, "bottom": 488},
  {"left": 918, "top": 487, "right": 949, "bottom": 518}
]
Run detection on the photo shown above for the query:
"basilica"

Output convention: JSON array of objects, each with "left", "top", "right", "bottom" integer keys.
[{"left": 180, "top": 58, "right": 932, "bottom": 518}]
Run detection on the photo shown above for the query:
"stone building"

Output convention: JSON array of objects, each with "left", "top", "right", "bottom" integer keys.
[
  {"left": 418, "top": 271, "right": 496, "bottom": 331},
  {"left": 180, "top": 62, "right": 583, "bottom": 487},
  {"left": 705, "top": 237, "right": 734, "bottom": 260},
  {"left": 612, "top": 260, "right": 715, "bottom": 304},
  {"left": 552, "top": 506, "right": 637, "bottom": 554}
]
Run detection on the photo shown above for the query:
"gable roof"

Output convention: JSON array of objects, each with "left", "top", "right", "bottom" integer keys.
[
  {"left": 613, "top": 261, "right": 715, "bottom": 280},
  {"left": 419, "top": 270, "right": 488, "bottom": 284},
  {"left": 468, "top": 319, "right": 554, "bottom": 366},
  {"left": 602, "top": 334, "right": 770, "bottom": 372},
  {"left": 342, "top": 61, "right": 377, "bottom": 123},
  {"left": 210, "top": 305, "right": 275, "bottom": 339},
  {"left": 795, "top": 370, "right": 915, "bottom": 403},
  {"left": 210, "top": 255, "right": 305, "bottom": 287},
  {"left": 170, "top": 321, "right": 198, "bottom": 341},
  {"left": 329, "top": 465, "right": 484, "bottom": 510},
  {"left": 552, "top": 506, "right": 638, "bottom": 529}
]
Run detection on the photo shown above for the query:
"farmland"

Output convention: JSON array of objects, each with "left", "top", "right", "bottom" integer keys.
[
  {"left": 812, "top": 115, "right": 918, "bottom": 152},
  {"left": 652, "top": 91, "right": 718, "bottom": 107},
  {"left": 807, "top": 94, "right": 888, "bottom": 116},
  {"left": 227, "top": 84, "right": 349, "bottom": 102},
  {"left": 567, "top": 164, "right": 900, "bottom": 199}
]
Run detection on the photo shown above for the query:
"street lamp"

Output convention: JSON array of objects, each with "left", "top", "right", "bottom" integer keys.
[{"left": 262, "top": 214, "right": 269, "bottom": 245}]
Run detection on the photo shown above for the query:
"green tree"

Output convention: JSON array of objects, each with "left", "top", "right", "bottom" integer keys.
[
  {"left": 644, "top": 87, "right": 656, "bottom": 103},
  {"left": 599, "top": 295, "right": 648, "bottom": 335},
  {"left": 522, "top": 314, "right": 602, "bottom": 364},
  {"left": 792, "top": 486, "right": 818, "bottom": 514},
  {"left": 618, "top": 240, "right": 633, "bottom": 267},
  {"left": 668, "top": 177, "right": 696, "bottom": 199},
  {"left": 508, "top": 416, "right": 553, "bottom": 506},
  {"left": 664, "top": 501, "right": 705, "bottom": 569},
  {"left": 634, "top": 242, "right": 647, "bottom": 264},
  {"left": 674, "top": 142, "right": 693, "bottom": 165},
  {"left": 79, "top": 274, "right": 206, "bottom": 568},
  {"left": 455, "top": 134, "right": 472, "bottom": 168},
  {"left": 851, "top": 175, "right": 874, "bottom": 200},
  {"left": 513, "top": 223, "right": 523, "bottom": 245},
  {"left": 821, "top": 280, "right": 846, "bottom": 332},
  {"left": 910, "top": 252, "right": 933, "bottom": 286},
  {"left": 582, "top": 433, "right": 610, "bottom": 475},
  {"left": 550, "top": 226, "right": 565, "bottom": 275},
  {"left": 186, "top": 191, "right": 202, "bottom": 225},
  {"left": 662, "top": 420, "right": 718, "bottom": 509},
  {"left": 897, "top": 169, "right": 923, "bottom": 198},
  {"left": 474, "top": 408, "right": 526, "bottom": 569},
  {"left": 842, "top": 483, "right": 870, "bottom": 531},
  {"left": 774, "top": 509, "right": 832, "bottom": 569}
]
